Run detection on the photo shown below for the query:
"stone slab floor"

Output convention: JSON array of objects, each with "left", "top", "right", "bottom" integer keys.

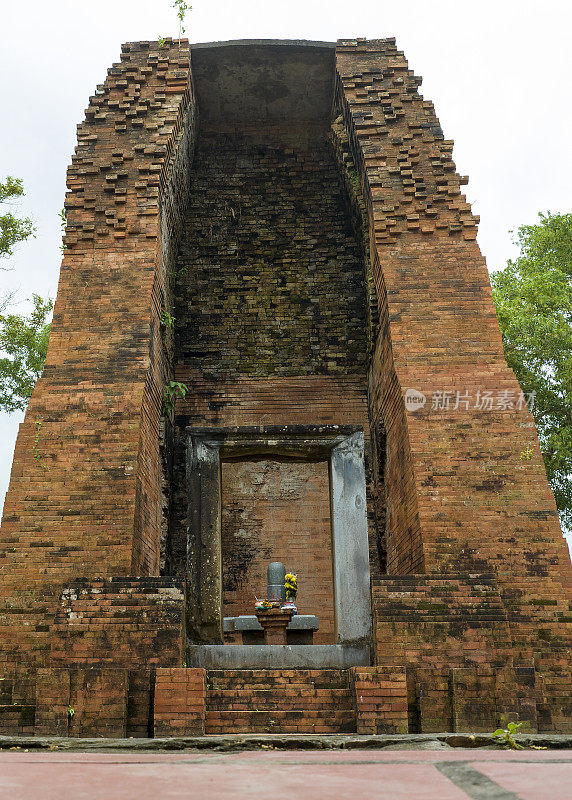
[{"left": 0, "top": 749, "right": 570, "bottom": 800}]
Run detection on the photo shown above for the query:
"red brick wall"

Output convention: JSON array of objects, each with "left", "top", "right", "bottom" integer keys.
[
  {"left": 154, "top": 668, "right": 206, "bottom": 737},
  {"left": 0, "top": 667, "right": 36, "bottom": 736},
  {"left": 537, "top": 668, "right": 572, "bottom": 732},
  {"left": 205, "top": 669, "right": 355, "bottom": 735},
  {"left": 221, "top": 459, "right": 334, "bottom": 643},
  {"left": 50, "top": 578, "right": 184, "bottom": 667},
  {"left": 35, "top": 667, "right": 129, "bottom": 738},
  {"left": 35, "top": 666, "right": 160, "bottom": 738},
  {"left": 335, "top": 38, "right": 572, "bottom": 598},
  {"left": 350, "top": 666, "right": 408, "bottom": 734},
  {"left": 372, "top": 575, "right": 514, "bottom": 670},
  {"left": 173, "top": 126, "right": 369, "bottom": 379},
  {"left": 178, "top": 376, "right": 369, "bottom": 428},
  {"left": 35, "top": 668, "right": 70, "bottom": 736},
  {"left": 68, "top": 669, "right": 128, "bottom": 738},
  {"left": 0, "top": 40, "right": 193, "bottom": 665},
  {"left": 411, "top": 665, "right": 539, "bottom": 733}
]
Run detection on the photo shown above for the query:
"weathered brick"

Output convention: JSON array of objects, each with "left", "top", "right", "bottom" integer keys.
[{"left": 0, "top": 36, "right": 570, "bottom": 737}]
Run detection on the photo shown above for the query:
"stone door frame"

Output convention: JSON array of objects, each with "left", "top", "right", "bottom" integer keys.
[{"left": 185, "top": 425, "right": 372, "bottom": 649}]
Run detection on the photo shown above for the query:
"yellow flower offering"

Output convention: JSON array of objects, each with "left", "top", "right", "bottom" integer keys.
[{"left": 284, "top": 572, "right": 298, "bottom": 599}]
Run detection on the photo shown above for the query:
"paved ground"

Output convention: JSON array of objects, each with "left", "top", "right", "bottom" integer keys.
[{"left": 0, "top": 748, "right": 570, "bottom": 800}]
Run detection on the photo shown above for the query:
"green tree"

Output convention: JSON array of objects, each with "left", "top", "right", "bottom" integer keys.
[
  {"left": 1, "top": 175, "right": 36, "bottom": 312},
  {"left": 0, "top": 176, "right": 53, "bottom": 412},
  {"left": 0, "top": 176, "right": 35, "bottom": 262},
  {"left": 491, "top": 212, "right": 572, "bottom": 530},
  {"left": 0, "top": 295, "right": 53, "bottom": 412}
]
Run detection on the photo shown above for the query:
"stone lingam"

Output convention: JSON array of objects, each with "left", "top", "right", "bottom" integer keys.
[
  {"left": 267, "top": 561, "right": 287, "bottom": 603},
  {"left": 224, "top": 562, "right": 319, "bottom": 645}
]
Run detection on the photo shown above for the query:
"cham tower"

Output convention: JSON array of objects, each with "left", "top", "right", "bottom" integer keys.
[{"left": 0, "top": 38, "right": 570, "bottom": 738}]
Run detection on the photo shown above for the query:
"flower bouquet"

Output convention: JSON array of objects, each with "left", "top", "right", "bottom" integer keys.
[
  {"left": 284, "top": 573, "right": 297, "bottom": 600},
  {"left": 282, "top": 572, "right": 298, "bottom": 614}
]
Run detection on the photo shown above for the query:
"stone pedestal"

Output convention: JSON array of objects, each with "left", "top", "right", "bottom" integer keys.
[
  {"left": 255, "top": 609, "right": 293, "bottom": 645},
  {"left": 225, "top": 614, "right": 319, "bottom": 646}
]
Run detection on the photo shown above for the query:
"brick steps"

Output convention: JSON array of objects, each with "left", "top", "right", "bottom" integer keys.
[
  {"left": 205, "top": 669, "right": 356, "bottom": 734},
  {"left": 207, "top": 669, "right": 350, "bottom": 688},
  {"left": 208, "top": 688, "right": 353, "bottom": 711},
  {"left": 205, "top": 709, "right": 356, "bottom": 734}
]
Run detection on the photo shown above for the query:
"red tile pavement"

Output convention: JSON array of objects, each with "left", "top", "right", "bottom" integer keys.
[
  {"left": 0, "top": 749, "right": 570, "bottom": 800},
  {"left": 221, "top": 749, "right": 571, "bottom": 763},
  {"left": 0, "top": 759, "right": 469, "bottom": 800},
  {"left": 472, "top": 762, "right": 572, "bottom": 800}
]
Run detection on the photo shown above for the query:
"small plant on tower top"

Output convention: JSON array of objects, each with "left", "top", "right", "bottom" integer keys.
[{"left": 173, "top": 0, "right": 191, "bottom": 43}]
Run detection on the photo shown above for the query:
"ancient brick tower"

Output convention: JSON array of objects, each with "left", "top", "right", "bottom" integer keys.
[{"left": 1, "top": 39, "right": 570, "bottom": 738}]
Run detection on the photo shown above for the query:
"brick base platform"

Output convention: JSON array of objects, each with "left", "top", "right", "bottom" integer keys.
[
  {"left": 0, "top": 662, "right": 570, "bottom": 738},
  {"left": 0, "top": 569, "right": 569, "bottom": 738}
]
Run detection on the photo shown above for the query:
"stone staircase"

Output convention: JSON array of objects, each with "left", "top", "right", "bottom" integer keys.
[{"left": 205, "top": 669, "right": 356, "bottom": 734}]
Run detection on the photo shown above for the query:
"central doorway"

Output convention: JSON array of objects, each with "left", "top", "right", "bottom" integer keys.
[
  {"left": 221, "top": 458, "right": 335, "bottom": 644},
  {"left": 185, "top": 425, "right": 372, "bottom": 667}
]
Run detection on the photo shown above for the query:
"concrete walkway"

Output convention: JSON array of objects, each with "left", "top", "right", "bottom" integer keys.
[{"left": 0, "top": 748, "right": 570, "bottom": 800}]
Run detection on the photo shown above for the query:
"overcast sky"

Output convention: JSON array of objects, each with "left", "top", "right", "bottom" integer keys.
[{"left": 1, "top": 0, "right": 571, "bottom": 549}]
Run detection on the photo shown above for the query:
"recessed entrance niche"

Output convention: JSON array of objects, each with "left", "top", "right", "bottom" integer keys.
[
  {"left": 185, "top": 425, "right": 372, "bottom": 667},
  {"left": 221, "top": 458, "right": 335, "bottom": 644}
]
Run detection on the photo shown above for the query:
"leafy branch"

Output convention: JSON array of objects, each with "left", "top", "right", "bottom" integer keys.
[
  {"left": 0, "top": 294, "right": 53, "bottom": 412},
  {"left": 491, "top": 212, "right": 572, "bottom": 531},
  {"left": 0, "top": 176, "right": 35, "bottom": 265},
  {"left": 162, "top": 380, "right": 188, "bottom": 415},
  {"left": 160, "top": 309, "right": 175, "bottom": 330}
]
